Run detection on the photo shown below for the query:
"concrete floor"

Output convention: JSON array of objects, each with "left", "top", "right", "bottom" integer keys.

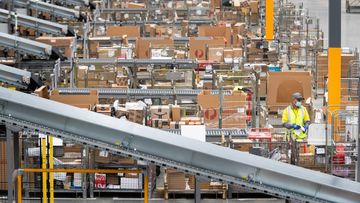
[{"left": 291, "top": 0, "right": 360, "bottom": 49}]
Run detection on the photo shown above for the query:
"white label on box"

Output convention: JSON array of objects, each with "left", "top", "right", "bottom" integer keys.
[
  {"left": 237, "top": 108, "right": 245, "bottom": 113},
  {"left": 316, "top": 148, "right": 325, "bottom": 154},
  {"left": 99, "top": 150, "right": 109, "bottom": 157}
]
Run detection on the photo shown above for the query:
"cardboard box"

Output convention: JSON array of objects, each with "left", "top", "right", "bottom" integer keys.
[
  {"left": 136, "top": 37, "right": 173, "bottom": 58},
  {"left": 180, "top": 117, "right": 202, "bottom": 125},
  {"left": 166, "top": 170, "right": 186, "bottom": 190},
  {"left": 94, "top": 150, "right": 112, "bottom": 164},
  {"left": 150, "top": 105, "right": 170, "bottom": 119},
  {"left": 64, "top": 144, "right": 82, "bottom": 153},
  {"left": 170, "top": 121, "right": 186, "bottom": 129},
  {"left": 128, "top": 109, "right": 144, "bottom": 124},
  {"left": 112, "top": 157, "right": 137, "bottom": 165},
  {"left": 208, "top": 47, "right": 224, "bottom": 62},
  {"left": 34, "top": 86, "right": 49, "bottom": 99},
  {"left": 107, "top": 26, "right": 140, "bottom": 37},
  {"left": 249, "top": 0, "right": 259, "bottom": 14},
  {"left": 198, "top": 26, "right": 231, "bottom": 46},
  {"left": 152, "top": 119, "right": 170, "bottom": 129},
  {"left": 197, "top": 91, "right": 247, "bottom": 128},
  {"left": 171, "top": 105, "right": 181, "bottom": 122},
  {"left": 189, "top": 37, "right": 225, "bottom": 60},
  {"left": 107, "top": 174, "right": 120, "bottom": 185},
  {"left": 36, "top": 37, "right": 75, "bottom": 58},
  {"left": 233, "top": 48, "right": 243, "bottom": 58},
  {"left": 127, "top": 2, "right": 145, "bottom": 8},
  {"left": 266, "top": 72, "right": 312, "bottom": 112},
  {"left": 95, "top": 104, "right": 111, "bottom": 116},
  {"left": 50, "top": 89, "right": 98, "bottom": 108},
  {"left": 0, "top": 141, "right": 6, "bottom": 164},
  {"left": 233, "top": 23, "right": 246, "bottom": 35},
  {"left": 223, "top": 49, "right": 233, "bottom": 59},
  {"left": 77, "top": 80, "right": 109, "bottom": 88}
]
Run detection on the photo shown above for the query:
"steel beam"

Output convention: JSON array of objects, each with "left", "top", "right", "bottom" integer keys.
[
  {"left": 91, "top": 19, "right": 214, "bottom": 26},
  {"left": 0, "top": 32, "right": 52, "bottom": 58},
  {"left": 56, "top": 88, "right": 233, "bottom": 99},
  {"left": 14, "top": 0, "right": 80, "bottom": 19},
  {"left": 1, "top": 87, "right": 360, "bottom": 203},
  {"left": 0, "top": 8, "right": 68, "bottom": 35},
  {"left": 55, "top": 0, "right": 89, "bottom": 7},
  {"left": 77, "top": 58, "right": 198, "bottom": 69},
  {"left": 0, "top": 64, "right": 31, "bottom": 89}
]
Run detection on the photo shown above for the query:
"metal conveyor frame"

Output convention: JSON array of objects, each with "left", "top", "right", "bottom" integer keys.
[
  {"left": 1, "top": 87, "right": 360, "bottom": 203},
  {"left": 0, "top": 8, "right": 68, "bottom": 35},
  {"left": 0, "top": 32, "right": 52, "bottom": 58}
]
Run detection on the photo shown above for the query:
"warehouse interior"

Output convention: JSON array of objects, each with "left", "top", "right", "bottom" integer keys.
[{"left": 0, "top": 0, "right": 360, "bottom": 202}]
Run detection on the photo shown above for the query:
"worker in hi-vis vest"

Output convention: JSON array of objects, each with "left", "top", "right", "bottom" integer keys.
[{"left": 282, "top": 92, "right": 310, "bottom": 140}]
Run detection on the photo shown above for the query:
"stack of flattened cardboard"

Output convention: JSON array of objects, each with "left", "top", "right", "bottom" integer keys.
[
  {"left": 197, "top": 90, "right": 247, "bottom": 128},
  {"left": 266, "top": 71, "right": 312, "bottom": 112},
  {"left": 166, "top": 170, "right": 187, "bottom": 191}
]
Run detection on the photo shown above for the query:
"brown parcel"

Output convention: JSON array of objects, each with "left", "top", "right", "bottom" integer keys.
[
  {"left": 150, "top": 105, "right": 170, "bottom": 119},
  {"left": 136, "top": 37, "right": 173, "bottom": 58},
  {"left": 107, "top": 26, "right": 141, "bottom": 37},
  {"left": 50, "top": 89, "right": 98, "bottom": 108},
  {"left": 36, "top": 37, "right": 75, "bottom": 58},
  {"left": 266, "top": 71, "right": 312, "bottom": 112},
  {"left": 189, "top": 37, "right": 225, "bottom": 60}
]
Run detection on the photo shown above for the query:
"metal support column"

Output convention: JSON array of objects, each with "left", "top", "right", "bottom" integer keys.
[
  {"left": 194, "top": 176, "right": 201, "bottom": 203},
  {"left": 328, "top": 0, "right": 342, "bottom": 112},
  {"left": 6, "top": 126, "right": 19, "bottom": 203},
  {"left": 265, "top": 0, "right": 274, "bottom": 41},
  {"left": 357, "top": 79, "right": 360, "bottom": 182}
]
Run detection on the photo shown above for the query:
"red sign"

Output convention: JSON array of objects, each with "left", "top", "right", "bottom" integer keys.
[{"left": 95, "top": 173, "right": 106, "bottom": 189}]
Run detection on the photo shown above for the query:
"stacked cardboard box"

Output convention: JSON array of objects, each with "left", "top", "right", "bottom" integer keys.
[
  {"left": 316, "top": 52, "right": 355, "bottom": 90},
  {"left": 197, "top": 90, "right": 247, "bottom": 128},
  {"left": 136, "top": 37, "right": 174, "bottom": 58},
  {"left": 94, "top": 150, "right": 112, "bottom": 164},
  {"left": 128, "top": 109, "right": 144, "bottom": 124},
  {"left": 188, "top": 176, "right": 223, "bottom": 190},
  {"left": 166, "top": 170, "right": 187, "bottom": 190},
  {"left": 189, "top": 37, "right": 225, "bottom": 60},
  {"left": 0, "top": 140, "right": 7, "bottom": 190},
  {"left": 106, "top": 174, "right": 120, "bottom": 185}
]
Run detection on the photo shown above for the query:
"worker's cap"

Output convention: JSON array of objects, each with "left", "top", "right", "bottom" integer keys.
[{"left": 292, "top": 92, "right": 304, "bottom": 101}]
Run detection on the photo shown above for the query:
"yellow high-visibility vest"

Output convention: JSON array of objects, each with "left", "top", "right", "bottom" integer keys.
[{"left": 282, "top": 105, "right": 308, "bottom": 140}]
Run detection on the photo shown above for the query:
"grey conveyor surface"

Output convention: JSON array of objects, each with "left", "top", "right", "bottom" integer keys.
[{"left": 0, "top": 87, "right": 360, "bottom": 203}]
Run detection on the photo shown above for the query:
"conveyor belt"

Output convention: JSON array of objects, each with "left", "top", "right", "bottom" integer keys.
[
  {"left": 1, "top": 87, "right": 360, "bottom": 203},
  {"left": 76, "top": 58, "right": 198, "bottom": 68},
  {"left": 0, "top": 32, "right": 52, "bottom": 58},
  {"left": 0, "top": 8, "right": 68, "bottom": 35},
  {"left": 57, "top": 88, "right": 233, "bottom": 99},
  {"left": 14, "top": 0, "right": 80, "bottom": 19},
  {"left": 165, "top": 128, "right": 248, "bottom": 137},
  {"left": 0, "top": 64, "right": 31, "bottom": 89}
]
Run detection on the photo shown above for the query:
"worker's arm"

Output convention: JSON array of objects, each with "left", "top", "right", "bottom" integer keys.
[{"left": 303, "top": 107, "right": 311, "bottom": 131}]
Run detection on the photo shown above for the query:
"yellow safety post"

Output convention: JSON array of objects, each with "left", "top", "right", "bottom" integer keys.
[
  {"left": 265, "top": 0, "right": 274, "bottom": 41},
  {"left": 41, "top": 138, "right": 47, "bottom": 203},
  {"left": 144, "top": 175, "right": 149, "bottom": 203},
  {"left": 17, "top": 175, "right": 22, "bottom": 203},
  {"left": 49, "top": 136, "right": 54, "bottom": 203},
  {"left": 328, "top": 48, "right": 341, "bottom": 112}
]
